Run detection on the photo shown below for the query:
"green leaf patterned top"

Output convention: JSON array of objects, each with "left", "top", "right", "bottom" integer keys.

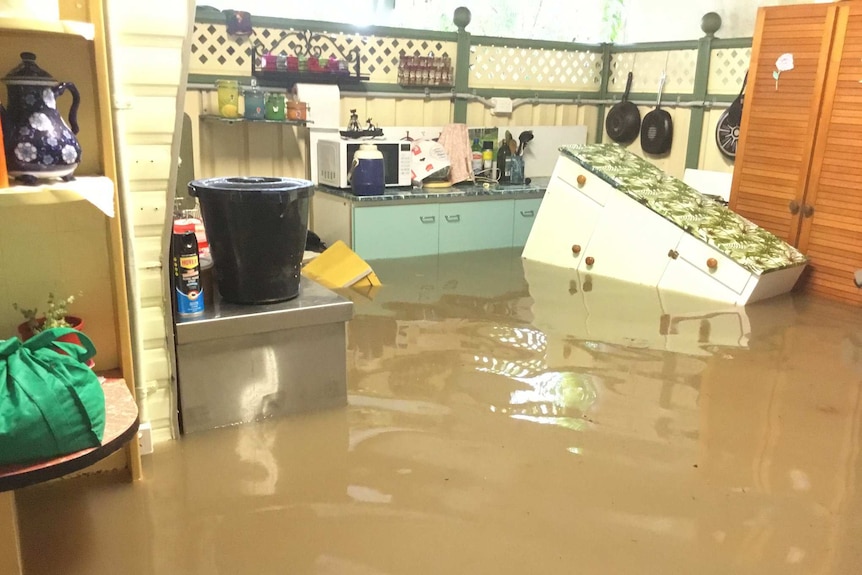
[{"left": 559, "top": 143, "right": 807, "bottom": 275}]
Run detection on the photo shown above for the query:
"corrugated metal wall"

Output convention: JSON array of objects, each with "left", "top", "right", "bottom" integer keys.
[{"left": 107, "top": 0, "right": 194, "bottom": 441}]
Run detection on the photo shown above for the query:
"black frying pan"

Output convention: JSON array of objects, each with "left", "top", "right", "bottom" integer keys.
[
  {"left": 605, "top": 72, "right": 641, "bottom": 144},
  {"left": 641, "top": 72, "right": 673, "bottom": 155}
]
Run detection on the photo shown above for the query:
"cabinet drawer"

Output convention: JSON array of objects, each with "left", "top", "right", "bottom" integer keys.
[
  {"left": 513, "top": 198, "right": 543, "bottom": 246},
  {"left": 522, "top": 185, "right": 601, "bottom": 269},
  {"left": 353, "top": 204, "right": 439, "bottom": 260},
  {"left": 439, "top": 200, "right": 514, "bottom": 254},
  {"left": 579, "top": 192, "right": 682, "bottom": 286},
  {"left": 675, "top": 234, "right": 753, "bottom": 294},
  {"left": 551, "top": 156, "right": 612, "bottom": 207}
]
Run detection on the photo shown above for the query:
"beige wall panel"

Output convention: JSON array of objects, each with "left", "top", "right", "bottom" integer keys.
[
  {"left": 131, "top": 190, "right": 172, "bottom": 228},
  {"left": 423, "top": 99, "right": 452, "bottom": 125},
  {"left": 367, "top": 98, "right": 398, "bottom": 127},
  {"left": 126, "top": 144, "right": 174, "bottom": 183},
  {"left": 466, "top": 102, "right": 487, "bottom": 126},
  {"left": 122, "top": 97, "right": 179, "bottom": 137},
  {"left": 140, "top": 305, "right": 167, "bottom": 342},
  {"left": 393, "top": 98, "right": 426, "bottom": 126},
  {"left": 110, "top": 0, "right": 190, "bottom": 37},
  {"left": 0, "top": 203, "right": 119, "bottom": 371}
]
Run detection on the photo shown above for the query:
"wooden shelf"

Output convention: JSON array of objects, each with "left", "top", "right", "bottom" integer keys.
[
  {"left": 199, "top": 114, "right": 312, "bottom": 126},
  {"left": 0, "top": 176, "right": 114, "bottom": 207},
  {"left": 0, "top": 18, "right": 94, "bottom": 40}
]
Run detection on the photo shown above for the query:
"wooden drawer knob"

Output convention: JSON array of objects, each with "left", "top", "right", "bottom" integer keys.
[
  {"left": 576, "top": 174, "right": 587, "bottom": 187},
  {"left": 571, "top": 244, "right": 582, "bottom": 254},
  {"left": 585, "top": 256, "right": 595, "bottom": 266},
  {"left": 706, "top": 258, "right": 718, "bottom": 270}
]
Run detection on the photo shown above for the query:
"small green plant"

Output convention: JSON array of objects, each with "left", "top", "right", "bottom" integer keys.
[{"left": 13, "top": 293, "right": 76, "bottom": 334}]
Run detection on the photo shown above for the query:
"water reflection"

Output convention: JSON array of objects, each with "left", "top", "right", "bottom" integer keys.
[{"left": 16, "top": 248, "right": 862, "bottom": 575}]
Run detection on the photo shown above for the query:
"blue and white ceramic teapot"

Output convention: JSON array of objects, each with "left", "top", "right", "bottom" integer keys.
[{"left": 1, "top": 52, "right": 82, "bottom": 185}]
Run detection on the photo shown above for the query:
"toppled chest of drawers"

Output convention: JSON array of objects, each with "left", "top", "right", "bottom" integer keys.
[{"left": 523, "top": 144, "right": 808, "bottom": 305}]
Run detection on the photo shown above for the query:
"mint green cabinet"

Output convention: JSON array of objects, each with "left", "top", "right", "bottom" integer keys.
[
  {"left": 513, "top": 198, "right": 542, "bottom": 247},
  {"left": 439, "top": 200, "right": 515, "bottom": 254},
  {"left": 353, "top": 203, "right": 439, "bottom": 260}
]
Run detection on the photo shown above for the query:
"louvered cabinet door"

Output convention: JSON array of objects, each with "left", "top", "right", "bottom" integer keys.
[
  {"left": 797, "top": 4, "right": 862, "bottom": 304},
  {"left": 729, "top": 3, "right": 839, "bottom": 243}
]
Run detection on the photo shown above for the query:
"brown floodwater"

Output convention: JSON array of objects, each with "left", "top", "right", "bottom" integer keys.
[{"left": 15, "top": 248, "right": 862, "bottom": 574}]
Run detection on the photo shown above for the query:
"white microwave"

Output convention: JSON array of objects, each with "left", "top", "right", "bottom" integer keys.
[{"left": 317, "top": 137, "right": 413, "bottom": 188}]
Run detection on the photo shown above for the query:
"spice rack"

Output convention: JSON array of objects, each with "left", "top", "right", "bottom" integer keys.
[{"left": 398, "top": 55, "right": 453, "bottom": 88}]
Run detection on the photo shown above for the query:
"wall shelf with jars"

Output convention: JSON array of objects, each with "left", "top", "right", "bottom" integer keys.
[
  {"left": 397, "top": 54, "right": 453, "bottom": 88},
  {"left": 250, "top": 30, "right": 369, "bottom": 89}
]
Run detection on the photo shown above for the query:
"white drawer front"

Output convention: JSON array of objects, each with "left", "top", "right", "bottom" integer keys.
[
  {"left": 676, "top": 234, "right": 753, "bottom": 294},
  {"left": 551, "top": 156, "right": 612, "bottom": 207}
]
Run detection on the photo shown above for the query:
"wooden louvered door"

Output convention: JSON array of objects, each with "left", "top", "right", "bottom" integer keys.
[
  {"left": 797, "top": 3, "right": 862, "bottom": 304},
  {"left": 729, "top": 3, "right": 839, "bottom": 243}
]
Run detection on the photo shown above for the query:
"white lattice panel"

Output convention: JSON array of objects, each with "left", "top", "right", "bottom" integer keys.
[
  {"left": 707, "top": 47, "right": 751, "bottom": 95},
  {"left": 189, "top": 22, "right": 456, "bottom": 84},
  {"left": 469, "top": 45, "right": 603, "bottom": 91},
  {"left": 608, "top": 50, "right": 698, "bottom": 95}
]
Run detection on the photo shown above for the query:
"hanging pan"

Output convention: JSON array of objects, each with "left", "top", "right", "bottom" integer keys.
[
  {"left": 640, "top": 71, "right": 673, "bottom": 155},
  {"left": 605, "top": 71, "right": 641, "bottom": 144},
  {"left": 715, "top": 71, "right": 748, "bottom": 159}
]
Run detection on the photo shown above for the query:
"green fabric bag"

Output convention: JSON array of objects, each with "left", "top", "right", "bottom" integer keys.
[{"left": 0, "top": 327, "right": 105, "bottom": 466}]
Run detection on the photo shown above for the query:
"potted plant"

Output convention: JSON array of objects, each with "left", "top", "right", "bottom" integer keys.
[{"left": 13, "top": 293, "right": 83, "bottom": 342}]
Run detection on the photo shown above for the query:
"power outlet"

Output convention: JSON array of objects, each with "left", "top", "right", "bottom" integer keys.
[{"left": 138, "top": 422, "right": 153, "bottom": 455}]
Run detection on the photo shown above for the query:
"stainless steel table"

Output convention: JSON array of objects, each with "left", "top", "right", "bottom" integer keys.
[{"left": 175, "top": 277, "right": 353, "bottom": 434}]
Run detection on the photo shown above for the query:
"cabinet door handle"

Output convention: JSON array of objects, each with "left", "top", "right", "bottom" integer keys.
[
  {"left": 520, "top": 210, "right": 535, "bottom": 217},
  {"left": 668, "top": 249, "right": 679, "bottom": 259},
  {"left": 585, "top": 256, "right": 595, "bottom": 266},
  {"left": 571, "top": 244, "right": 582, "bottom": 255},
  {"left": 706, "top": 258, "right": 718, "bottom": 270},
  {"left": 788, "top": 200, "right": 800, "bottom": 215},
  {"left": 576, "top": 174, "right": 587, "bottom": 187},
  {"left": 445, "top": 214, "right": 461, "bottom": 223},
  {"left": 419, "top": 215, "right": 436, "bottom": 224},
  {"left": 802, "top": 204, "right": 815, "bottom": 218}
]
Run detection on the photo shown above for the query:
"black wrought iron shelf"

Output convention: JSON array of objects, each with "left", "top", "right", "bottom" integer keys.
[
  {"left": 250, "top": 30, "right": 369, "bottom": 89},
  {"left": 199, "top": 114, "right": 312, "bottom": 126},
  {"left": 251, "top": 70, "right": 368, "bottom": 89}
]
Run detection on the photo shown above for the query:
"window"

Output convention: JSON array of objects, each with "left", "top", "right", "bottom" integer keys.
[{"left": 198, "top": 0, "right": 628, "bottom": 42}]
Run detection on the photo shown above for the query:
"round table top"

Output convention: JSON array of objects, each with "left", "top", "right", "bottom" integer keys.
[{"left": 0, "top": 377, "right": 139, "bottom": 493}]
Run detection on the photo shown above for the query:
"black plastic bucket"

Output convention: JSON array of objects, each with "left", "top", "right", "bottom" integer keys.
[{"left": 188, "top": 176, "right": 313, "bottom": 304}]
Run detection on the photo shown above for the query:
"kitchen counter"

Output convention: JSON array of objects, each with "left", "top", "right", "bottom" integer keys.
[
  {"left": 174, "top": 277, "right": 353, "bottom": 433},
  {"left": 313, "top": 178, "right": 549, "bottom": 260},
  {"left": 315, "top": 177, "right": 549, "bottom": 204}
]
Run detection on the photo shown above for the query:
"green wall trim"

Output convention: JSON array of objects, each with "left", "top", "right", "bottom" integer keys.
[
  {"left": 711, "top": 38, "right": 753, "bottom": 49},
  {"left": 468, "top": 88, "right": 600, "bottom": 99},
  {"left": 453, "top": 27, "right": 471, "bottom": 122},
  {"left": 469, "top": 35, "right": 603, "bottom": 53},
  {"left": 194, "top": 10, "right": 459, "bottom": 43},
  {"left": 610, "top": 40, "right": 700, "bottom": 53},
  {"left": 596, "top": 44, "right": 611, "bottom": 144},
  {"left": 685, "top": 35, "right": 714, "bottom": 170}
]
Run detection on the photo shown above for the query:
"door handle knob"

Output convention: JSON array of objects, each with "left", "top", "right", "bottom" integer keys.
[
  {"left": 789, "top": 200, "right": 800, "bottom": 215},
  {"left": 585, "top": 256, "right": 595, "bottom": 266},
  {"left": 802, "top": 204, "right": 815, "bottom": 218},
  {"left": 707, "top": 258, "right": 718, "bottom": 270},
  {"left": 668, "top": 249, "right": 679, "bottom": 259},
  {"left": 571, "top": 244, "right": 582, "bottom": 255},
  {"left": 576, "top": 174, "right": 587, "bottom": 187}
]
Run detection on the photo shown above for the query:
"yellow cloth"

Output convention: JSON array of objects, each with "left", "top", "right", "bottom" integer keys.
[{"left": 301, "top": 240, "right": 379, "bottom": 289}]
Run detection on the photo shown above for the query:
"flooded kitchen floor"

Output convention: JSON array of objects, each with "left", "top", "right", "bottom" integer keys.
[{"left": 15, "top": 248, "right": 862, "bottom": 574}]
